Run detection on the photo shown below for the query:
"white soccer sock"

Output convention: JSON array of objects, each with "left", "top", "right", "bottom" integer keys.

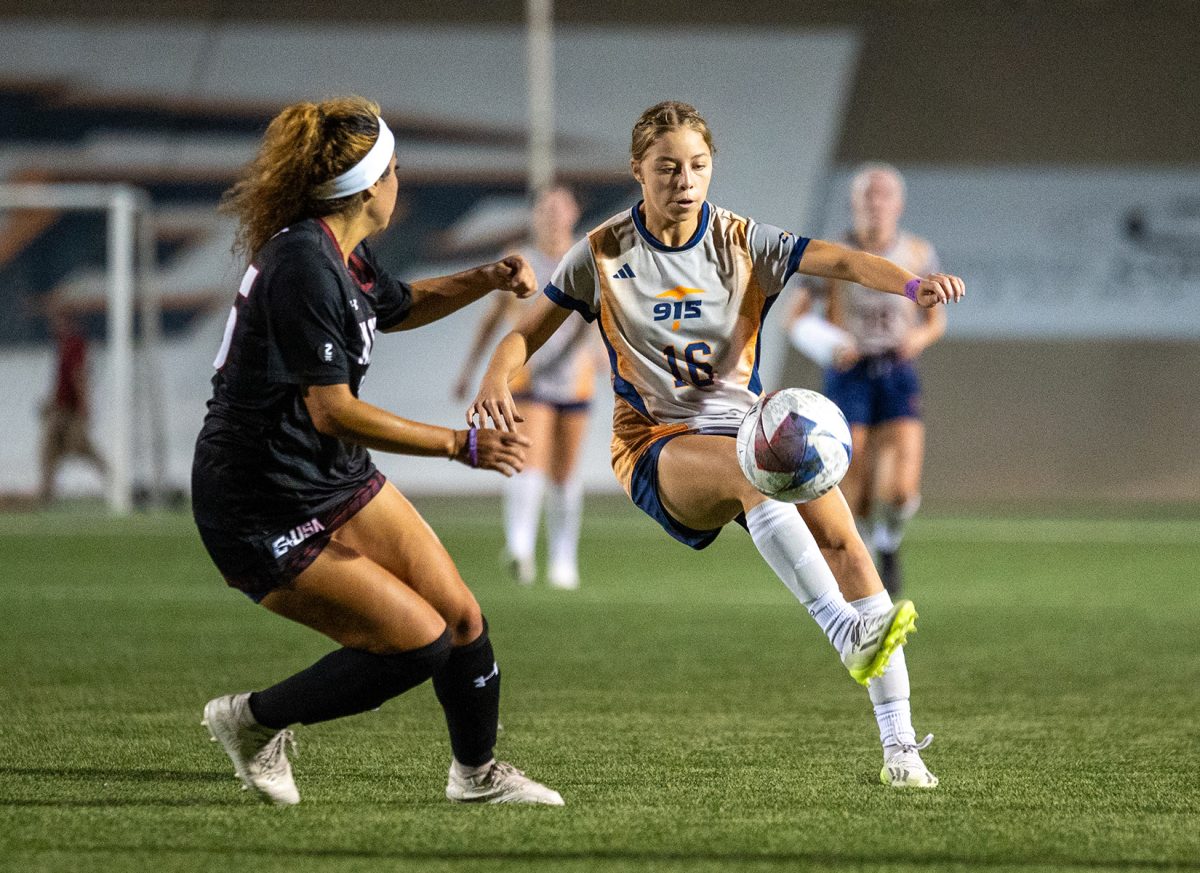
[
  {"left": 850, "top": 591, "right": 917, "bottom": 750},
  {"left": 546, "top": 477, "right": 583, "bottom": 572},
  {"left": 452, "top": 757, "right": 495, "bottom": 779},
  {"left": 872, "top": 494, "right": 921, "bottom": 555},
  {"left": 744, "top": 500, "right": 861, "bottom": 655},
  {"left": 503, "top": 469, "right": 545, "bottom": 561}
]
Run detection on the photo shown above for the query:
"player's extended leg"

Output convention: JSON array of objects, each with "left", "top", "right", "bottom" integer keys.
[
  {"left": 321, "top": 482, "right": 562, "bottom": 805},
  {"left": 656, "top": 435, "right": 909, "bottom": 683},
  {"left": 871, "top": 418, "right": 925, "bottom": 595},
  {"left": 545, "top": 408, "right": 589, "bottom": 589},
  {"left": 798, "top": 484, "right": 936, "bottom": 786},
  {"left": 205, "top": 536, "right": 452, "bottom": 806},
  {"left": 502, "top": 401, "right": 552, "bottom": 584},
  {"left": 658, "top": 434, "right": 936, "bottom": 786}
]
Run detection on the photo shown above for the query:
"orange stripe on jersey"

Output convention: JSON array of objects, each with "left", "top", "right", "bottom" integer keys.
[
  {"left": 734, "top": 242, "right": 767, "bottom": 391},
  {"left": 610, "top": 398, "right": 689, "bottom": 494}
]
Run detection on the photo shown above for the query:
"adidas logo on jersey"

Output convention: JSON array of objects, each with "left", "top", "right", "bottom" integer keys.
[{"left": 612, "top": 263, "right": 636, "bottom": 279}]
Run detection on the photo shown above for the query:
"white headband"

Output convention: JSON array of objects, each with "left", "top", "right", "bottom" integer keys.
[{"left": 314, "top": 116, "right": 395, "bottom": 200}]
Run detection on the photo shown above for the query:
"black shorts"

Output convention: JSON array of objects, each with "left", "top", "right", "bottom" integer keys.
[{"left": 196, "top": 471, "right": 385, "bottom": 602}]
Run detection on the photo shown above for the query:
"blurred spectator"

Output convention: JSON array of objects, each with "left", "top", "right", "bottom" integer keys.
[{"left": 40, "top": 305, "right": 107, "bottom": 503}]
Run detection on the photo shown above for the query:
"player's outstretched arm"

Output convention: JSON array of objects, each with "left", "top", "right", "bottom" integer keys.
[
  {"left": 798, "top": 239, "right": 965, "bottom": 308},
  {"left": 393, "top": 255, "right": 538, "bottom": 331},
  {"left": 452, "top": 294, "right": 516, "bottom": 401},
  {"left": 468, "top": 296, "right": 571, "bottom": 432},
  {"left": 302, "top": 383, "right": 531, "bottom": 476}
]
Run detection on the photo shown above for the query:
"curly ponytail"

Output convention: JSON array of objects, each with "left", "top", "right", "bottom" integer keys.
[{"left": 222, "top": 95, "right": 386, "bottom": 259}]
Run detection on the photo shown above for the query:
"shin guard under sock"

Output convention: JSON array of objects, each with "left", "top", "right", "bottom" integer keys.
[
  {"left": 433, "top": 621, "right": 501, "bottom": 767},
  {"left": 248, "top": 629, "right": 452, "bottom": 729}
]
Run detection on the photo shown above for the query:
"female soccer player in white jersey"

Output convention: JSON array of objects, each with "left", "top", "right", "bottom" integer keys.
[
  {"left": 468, "top": 101, "right": 964, "bottom": 788},
  {"left": 789, "top": 164, "right": 945, "bottom": 595},
  {"left": 192, "top": 96, "right": 562, "bottom": 807},
  {"left": 453, "top": 186, "right": 597, "bottom": 589}
]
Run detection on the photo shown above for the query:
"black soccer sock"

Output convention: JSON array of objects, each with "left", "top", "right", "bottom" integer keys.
[
  {"left": 248, "top": 629, "right": 452, "bottom": 729},
  {"left": 432, "top": 619, "right": 500, "bottom": 768}
]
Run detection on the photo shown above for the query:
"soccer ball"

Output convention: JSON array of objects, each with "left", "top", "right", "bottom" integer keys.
[{"left": 736, "top": 388, "right": 852, "bottom": 503}]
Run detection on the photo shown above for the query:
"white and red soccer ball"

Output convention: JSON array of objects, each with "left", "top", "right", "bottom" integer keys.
[{"left": 736, "top": 388, "right": 852, "bottom": 503}]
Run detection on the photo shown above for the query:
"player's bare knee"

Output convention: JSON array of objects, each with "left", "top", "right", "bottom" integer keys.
[
  {"left": 442, "top": 601, "right": 484, "bottom": 646},
  {"left": 357, "top": 614, "right": 448, "bottom": 656}
]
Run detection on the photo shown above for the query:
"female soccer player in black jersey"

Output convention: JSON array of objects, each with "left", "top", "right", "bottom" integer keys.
[{"left": 193, "top": 96, "right": 561, "bottom": 806}]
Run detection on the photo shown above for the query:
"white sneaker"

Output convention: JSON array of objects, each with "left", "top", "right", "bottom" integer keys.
[
  {"left": 841, "top": 599, "right": 917, "bottom": 686},
  {"left": 446, "top": 759, "right": 564, "bottom": 805},
  {"left": 547, "top": 562, "right": 579, "bottom": 590},
  {"left": 502, "top": 550, "right": 536, "bottom": 586},
  {"left": 880, "top": 734, "right": 939, "bottom": 788},
  {"left": 202, "top": 693, "right": 300, "bottom": 806}
]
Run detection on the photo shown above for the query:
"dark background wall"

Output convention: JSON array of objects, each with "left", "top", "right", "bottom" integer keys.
[{"left": 4, "top": 0, "right": 1197, "bottom": 504}]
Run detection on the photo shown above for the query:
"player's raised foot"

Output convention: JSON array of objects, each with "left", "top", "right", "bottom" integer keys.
[
  {"left": 877, "top": 549, "right": 903, "bottom": 596},
  {"left": 548, "top": 561, "right": 579, "bottom": 591},
  {"left": 446, "top": 759, "right": 564, "bottom": 805},
  {"left": 880, "top": 734, "right": 938, "bottom": 788},
  {"left": 202, "top": 693, "right": 299, "bottom": 806},
  {"left": 502, "top": 549, "right": 536, "bottom": 586},
  {"left": 842, "top": 599, "right": 918, "bottom": 686}
]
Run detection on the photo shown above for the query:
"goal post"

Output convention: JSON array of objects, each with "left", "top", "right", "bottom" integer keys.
[
  {"left": 0, "top": 182, "right": 159, "bottom": 515},
  {"left": 526, "top": 0, "right": 555, "bottom": 197}
]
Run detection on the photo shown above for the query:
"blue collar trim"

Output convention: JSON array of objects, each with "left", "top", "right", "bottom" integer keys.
[{"left": 631, "top": 201, "right": 710, "bottom": 252}]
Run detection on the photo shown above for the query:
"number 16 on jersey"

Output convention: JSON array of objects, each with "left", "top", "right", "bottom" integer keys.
[{"left": 663, "top": 342, "right": 714, "bottom": 388}]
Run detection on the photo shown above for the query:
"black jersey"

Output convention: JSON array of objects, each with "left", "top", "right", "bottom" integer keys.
[{"left": 192, "top": 218, "right": 412, "bottom": 531}]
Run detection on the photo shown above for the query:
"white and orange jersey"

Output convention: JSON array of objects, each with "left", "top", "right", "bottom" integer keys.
[
  {"left": 829, "top": 231, "right": 938, "bottom": 356},
  {"left": 545, "top": 201, "right": 809, "bottom": 429},
  {"left": 507, "top": 244, "right": 596, "bottom": 406}
]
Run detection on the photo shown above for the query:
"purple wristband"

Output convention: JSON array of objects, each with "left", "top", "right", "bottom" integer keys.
[
  {"left": 467, "top": 426, "right": 479, "bottom": 468},
  {"left": 904, "top": 278, "right": 921, "bottom": 302}
]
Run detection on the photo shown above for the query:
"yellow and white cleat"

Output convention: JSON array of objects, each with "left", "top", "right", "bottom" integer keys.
[{"left": 842, "top": 599, "right": 918, "bottom": 686}]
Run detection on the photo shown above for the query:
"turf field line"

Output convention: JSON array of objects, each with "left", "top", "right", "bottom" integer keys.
[{"left": 6, "top": 843, "right": 1197, "bottom": 870}]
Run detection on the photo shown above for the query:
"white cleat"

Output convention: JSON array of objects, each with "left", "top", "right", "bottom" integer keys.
[
  {"left": 880, "top": 734, "right": 939, "bottom": 789},
  {"left": 202, "top": 692, "right": 300, "bottom": 806},
  {"left": 547, "top": 562, "right": 580, "bottom": 591},
  {"left": 446, "top": 759, "right": 564, "bottom": 805}
]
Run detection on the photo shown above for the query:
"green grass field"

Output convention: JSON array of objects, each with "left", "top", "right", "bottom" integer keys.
[{"left": 2, "top": 498, "right": 1198, "bottom": 873}]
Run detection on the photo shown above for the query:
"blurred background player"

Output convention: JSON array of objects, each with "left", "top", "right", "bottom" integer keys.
[
  {"left": 469, "top": 101, "right": 964, "bottom": 788},
  {"left": 788, "top": 163, "right": 944, "bottom": 594},
  {"left": 193, "top": 96, "right": 561, "bottom": 807},
  {"left": 39, "top": 303, "right": 108, "bottom": 504},
  {"left": 453, "top": 186, "right": 597, "bottom": 590}
]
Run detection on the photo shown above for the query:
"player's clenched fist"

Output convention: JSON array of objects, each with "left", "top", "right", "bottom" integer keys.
[{"left": 488, "top": 255, "right": 539, "bottom": 299}]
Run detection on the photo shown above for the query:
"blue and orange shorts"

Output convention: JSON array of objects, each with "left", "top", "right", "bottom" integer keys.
[{"left": 610, "top": 400, "right": 742, "bottom": 550}]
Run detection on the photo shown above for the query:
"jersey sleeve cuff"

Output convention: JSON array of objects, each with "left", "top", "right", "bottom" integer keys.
[
  {"left": 543, "top": 282, "right": 597, "bottom": 322},
  {"left": 781, "top": 235, "right": 812, "bottom": 288}
]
